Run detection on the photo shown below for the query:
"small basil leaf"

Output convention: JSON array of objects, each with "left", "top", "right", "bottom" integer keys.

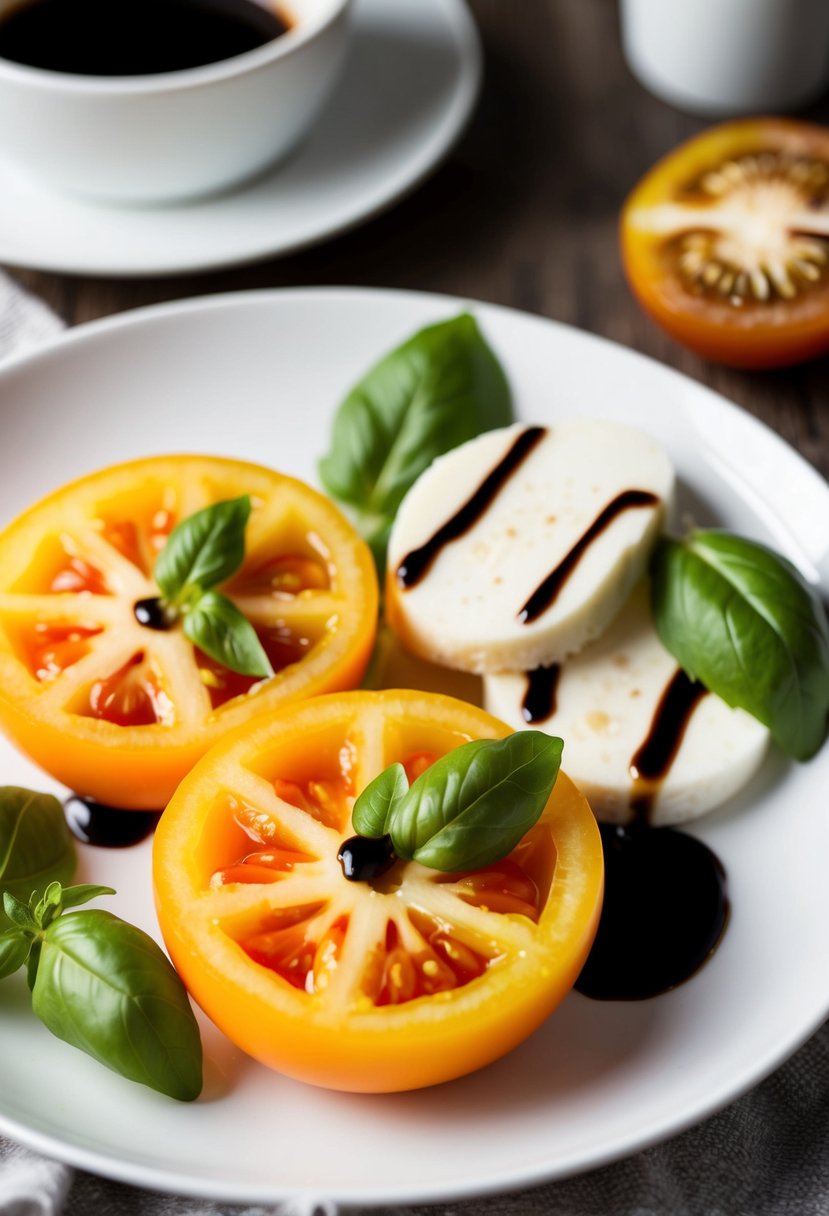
[
  {"left": 0, "top": 788, "right": 75, "bottom": 929},
  {"left": 33, "top": 910, "right": 202, "bottom": 1101},
  {"left": 154, "top": 496, "right": 251, "bottom": 604},
  {"left": 34, "top": 881, "right": 64, "bottom": 929},
  {"left": 3, "top": 891, "right": 36, "bottom": 932},
  {"left": 57, "top": 884, "right": 116, "bottom": 912},
  {"left": 0, "top": 930, "right": 29, "bottom": 980},
  {"left": 389, "top": 732, "right": 563, "bottom": 872},
  {"left": 319, "top": 314, "right": 513, "bottom": 567},
  {"left": 352, "top": 763, "right": 409, "bottom": 838},
  {"left": 651, "top": 531, "right": 829, "bottom": 761},
  {"left": 183, "top": 591, "right": 274, "bottom": 679}
]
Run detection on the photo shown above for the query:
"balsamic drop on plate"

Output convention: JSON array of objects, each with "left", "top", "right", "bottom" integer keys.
[
  {"left": 576, "top": 822, "right": 729, "bottom": 1001},
  {"left": 64, "top": 795, "right": 161, "bottom": 848}
]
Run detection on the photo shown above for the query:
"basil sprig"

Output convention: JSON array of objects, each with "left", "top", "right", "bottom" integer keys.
[
  {"left": 651, "top": 530, "right": 829, "bottom": 761},
  {"left": 0, "top": 882, "right": 202, "bottom": 1101},
  {"left": 0, "top": 788, "right": 75, "bottom": 929},
  {"left": 153, "top": 496, "right": 273, "bottom": 679},
  {"left": 319, "top": 313, "right": 513, "bottom": 568},
  {"left": 353, "top": 732, "right": 563, "bottom": 872}
]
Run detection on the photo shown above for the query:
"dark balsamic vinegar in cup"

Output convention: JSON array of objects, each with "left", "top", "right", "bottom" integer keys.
[{"left": 0, "top": 0, "right": 290, "bottom": 76}]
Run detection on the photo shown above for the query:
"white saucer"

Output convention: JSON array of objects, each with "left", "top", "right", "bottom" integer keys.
[{"left": 0, "top": 0, "right": 481, "bottom": 278}]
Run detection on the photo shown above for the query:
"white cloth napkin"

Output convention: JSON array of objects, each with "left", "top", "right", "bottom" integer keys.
[
  {"left": 0, "top": 274, "right": 64, "bottom": 360},
  {"left": 0, "top": 269, "right": 827, "bottom": 1216}
]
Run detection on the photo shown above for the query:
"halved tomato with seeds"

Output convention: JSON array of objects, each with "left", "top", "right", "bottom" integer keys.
[
  {"left": 621, "top": 119, "right": 829, "bottom": 367},
  {"left": 153, "top": 690, "right": 604, "bottom": 1093},
  {"left": 0, "top": 455, "right": 377, "bottom": 808}
]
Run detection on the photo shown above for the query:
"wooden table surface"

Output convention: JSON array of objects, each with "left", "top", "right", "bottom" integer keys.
[{"left": 8, "top": 0, "right": 829, "bottom": 477}]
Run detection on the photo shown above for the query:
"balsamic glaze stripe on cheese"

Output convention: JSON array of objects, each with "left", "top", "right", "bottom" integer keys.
[
  {"left": 396, "top": 425, "right": 547, "bottom": 589},
  {"left": 517, "top": 490, "right": 660, "bottom": 624},
  {"left": 629, "top": 667, "right": 709, "bottom": 821},
  {"left": 521, "top": 664, "right": 561, "bottom": 723},
  {"left": 519, "top": 661, "right": 707, "bottom": 817}
]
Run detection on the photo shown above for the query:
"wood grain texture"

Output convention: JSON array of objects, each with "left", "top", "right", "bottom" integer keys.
[{"left": 8, "top": 0, "right": 829, "bottom": 475}]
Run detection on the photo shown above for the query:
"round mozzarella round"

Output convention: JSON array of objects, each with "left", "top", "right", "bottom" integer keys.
[
  {"left": 484, "top": 581, "right": 770, "bottom": 826},
  {"left": 386, "top": 420, "right": 675, "bottom": 674}
]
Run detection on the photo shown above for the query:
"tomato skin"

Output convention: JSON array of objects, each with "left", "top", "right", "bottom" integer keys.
[
  {"left": 153, "top": 690, "right": 604, "bottom": 1093},
  {"left": 0, "top": 690, "right": 216, "bottom": 810},
  {"left": 0, "top": 455, "right": 378, "bottom": 808},
  {"left": 621, "top": 118, "right": 829, "bottom": 369}
]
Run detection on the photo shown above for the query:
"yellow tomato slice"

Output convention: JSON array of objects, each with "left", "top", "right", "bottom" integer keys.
[
  {"left": 621, "top": 118, "right": 829, "bottom": 367},
  {"left": 153, "top": 689, "right": 604, "bottom": 1093},
  {"left": 0, "top": 455, "right": 377, "bottom": 807}
]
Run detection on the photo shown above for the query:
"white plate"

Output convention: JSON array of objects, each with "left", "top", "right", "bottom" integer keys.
[
  {"left": 0, "top": 0, "right": 480, "bottom": 277},
  {"left": 0, "top": 288, "right": 828, "bottom": 1208}
]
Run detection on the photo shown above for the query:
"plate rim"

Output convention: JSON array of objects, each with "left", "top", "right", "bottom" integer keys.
[
  {"left": 0, "top": 0, "right": 482, "bottom": 277},
  {"left": 0, "top": 284, "right": 827, "bottom": 1206}
]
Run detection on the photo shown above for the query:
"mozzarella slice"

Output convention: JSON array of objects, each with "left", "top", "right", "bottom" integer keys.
[
  {"left": 484, "top": 582, "right": 770, "bottom": 826},
  {"left": 386, "top": 420, "right": 674, "bottom": 674}
]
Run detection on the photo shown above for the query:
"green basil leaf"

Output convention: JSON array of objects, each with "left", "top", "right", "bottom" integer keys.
[
  {"left": 389, "top": 732, "right": 563, "bottom": 872},
  {"left": 33, "top": 910, "right": 202, "bottom": 1101},
  {"left": 57, "top": 884, "right": 116, "bottom": 912},
  {"left": 651, "top": 531, "right": 829, "bottom": 761},
  {"left": 30, "top": 882, "right": 113, "bottom": 931},
  {"left": 319, "top": 313, "right": 513, "bottom": 565},
  {"left": 0, "top": 929, "right": 29, "bottom": 980},
  {"left": 352, "top": 763, "right": 409, "bottom": 838},
  {"left": 183, "top": 590, "right": 274, "bottom": 679},
  {"left": 3, "top": 891, "right": 36, "bottom": 932},
  {"left": 154, "top": 496, "right": 251, "bottom": 604},
  {"left": 0, "top": 788, "right": 75, "bottom": 929},
  {"left": 33, "top": 881, "right": 64, "bottom": 929}
]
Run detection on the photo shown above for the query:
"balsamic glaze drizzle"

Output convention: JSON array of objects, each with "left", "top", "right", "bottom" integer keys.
[
  {"left": 64, "top": 795, "right": 161, "bottom": 848},
  {"left": 337, "top": 834, "right": 397, "bottom": 883},
  {"left": 133, "top": 596, "right": 171, "bottom": 631},
  {"left": 518, "top": 490, "right": 659, "bottom": 624},
  {"left": 629, "top": 667, "right": 709, "bottom": 821},
  {"left": 396, "top": 426, "right": 546, "bottom": 589},
  {"left": 521, "top": 664, "right": 560, "bottom": 723}
]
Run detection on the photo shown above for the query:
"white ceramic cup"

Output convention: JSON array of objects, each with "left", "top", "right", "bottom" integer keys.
[
  {"left": 0, "top": 0, "right": 352, "bottom": 205},
  {"left": 621, "top": 0, "right": 829, "bottom": 116}
]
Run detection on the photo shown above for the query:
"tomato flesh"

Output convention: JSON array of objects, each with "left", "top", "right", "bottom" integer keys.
[
  {"left": 100, "top": 508, "right": 175, "bottom": 576},
  {"left": 18, "top": 622, "right": 103, "bottom": 682},
  {"left": 0, "top": 456, "right": 377, "bottom": 807},
  {"left": 51, "top": 554, "right": 110, "bottom": 596},
  {"left": 88, "top": 653, "right": 174, "bottom": 727},
  {"left": 154, "top": 691, "right": 604, "bottom": 1092},
  {"left": 621, "top": 118, "right": 829, "bottom": 367},
  {"left": 211, "top": 750, "right": 545, "bottom": 1005},
  {"left": 232, "top": 554, "right": 331, "bottom": 598}
]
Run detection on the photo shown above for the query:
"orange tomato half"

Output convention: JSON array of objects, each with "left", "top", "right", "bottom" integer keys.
[
  {"left": 153, "top": 689, "right": 604, "bottom": 1093},
  {"left": 0, "top": 456, "right": 377, "bottom": 808},
  {"left": 621, "top": 118, "right": 829, "bottom": 367}
]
